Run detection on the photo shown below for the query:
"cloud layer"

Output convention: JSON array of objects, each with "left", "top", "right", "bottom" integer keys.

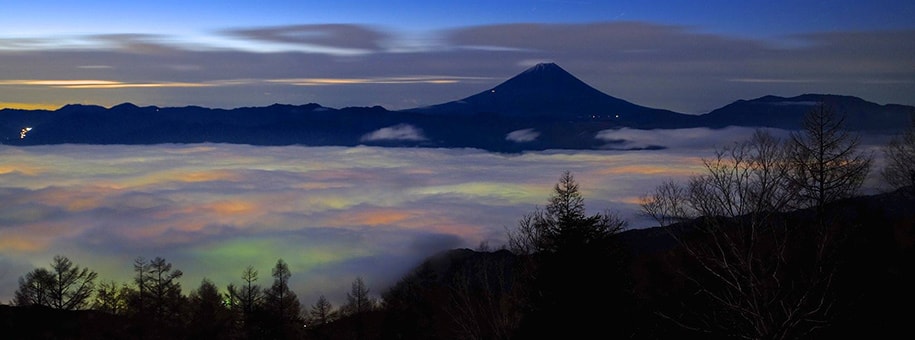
[
  {"left": 1, "top": 22, "right": 912, "bottom": 112},
  {"left": 0, "top": 127, "right": 892, "bottom": 306},
  {"left": 0, "top": 137, "right": 711, "bottom": 305}
]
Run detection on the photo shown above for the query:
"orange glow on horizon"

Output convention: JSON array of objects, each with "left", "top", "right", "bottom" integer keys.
[
  {"left": 0, "top": 164, "right": 45, "bottom": 176},
  {"left": 333, "top": 210, "right": 413, "bottom": 226},
  {"left": 0, "top": 101, "right": 62, "bottom": 111},
  {"left": 207, "top": 200, "right": 257, "bottom": 215},
  {"left": 597, "top": 162, "right": 704, "bottom": 177},
  {"left": 179, "top": 170, "right": 243, "bottom": 183},
  {"left": 0, "top": 236, "right": 47, "bottom": 252}
]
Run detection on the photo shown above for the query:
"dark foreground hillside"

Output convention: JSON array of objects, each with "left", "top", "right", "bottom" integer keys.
[
  {"left": 2, "top": 187, "right": 913, "bottom": 339},
  {"left": 315, "top": 186, "right": 915, "bottom": 339}
]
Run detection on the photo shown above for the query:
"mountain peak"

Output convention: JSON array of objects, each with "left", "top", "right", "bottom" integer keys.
[
  {"left": 111, "top": 102, "right": 140, "bottom": 110},
  {"left": 407, "top": 62, "right": 685, "bottom": 122},
  {"left": 491, "top": 62, "right": 599, "bottom": 98},
  {"left": 521, "top": 62, "right": 561, "bottom": 74}
]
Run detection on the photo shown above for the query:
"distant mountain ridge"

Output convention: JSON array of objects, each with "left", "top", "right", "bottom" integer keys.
[
  {"left": 2, "top": 63, "right": 912, "bottom": 151},
  {"left": 697, "top": 93, "right": 915, "bottom": 130}
]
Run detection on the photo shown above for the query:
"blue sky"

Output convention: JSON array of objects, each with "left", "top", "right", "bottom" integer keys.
[
  {"left": 7, "top": 1, "right": 913, "bottom": 35},
  {"left": 2, "top": 1, "right": 914, "bottom": 112}
]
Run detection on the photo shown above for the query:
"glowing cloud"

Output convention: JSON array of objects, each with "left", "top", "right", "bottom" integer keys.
[
  {"left": 0, "top": 134, "right": 887, "bottom": 306},
  {"left": 360, "top": 124, "right": 427, "bottom": 142},
  {"left": 0, "top": 79, "right": 213, "bottom": 89},
  {"left": 267, "top": 75, "right": 485, "bottom": 86},
  {"left": 506, "top": 128, "right": 540, "bottom": 142},
  {"left": 595, "top": 126, "right": 794, "bottom": 150}
]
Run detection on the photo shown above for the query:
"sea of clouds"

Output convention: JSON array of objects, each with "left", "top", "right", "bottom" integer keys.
[{"left": 0, "top": 126, "right": 890, "bottom": 306}]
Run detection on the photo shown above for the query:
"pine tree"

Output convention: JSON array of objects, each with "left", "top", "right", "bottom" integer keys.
[
  {"left": 342, "top": 277, "right": 375, "bottom": 316},
  {"left": 307, "top": 295, "right": 336, "bottom": 326}
]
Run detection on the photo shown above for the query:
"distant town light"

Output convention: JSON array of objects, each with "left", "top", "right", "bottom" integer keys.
[{"left": 20, "top": 127, "right": 32, "bottom": 139}]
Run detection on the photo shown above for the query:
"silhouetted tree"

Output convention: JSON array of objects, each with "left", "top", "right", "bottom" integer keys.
[
  {"left": 263, "top": 259, "right": 303, "bottom": 338},
  {"left": 128, "top": 256, "right": 186, "bottom": 338},
  {"left": 641, "top": 123, "right": 866, "bottom": 339},
  {"left": 93, "top": 280, "right": 130, "bottom": 315},
  {"left": 340, "top": 276, "right": 377, "bottom": 340},
  {"left": 146, "top": 257, "right": 184, "bottom": 322},
  {"left": 788, "top": 103, "right": 872, "bottom": 211},
  {"left": 307, "top": 294, "right": 336, "bottom": 326},
  {"left": 13, "top": 255, "right": 97, "bottom": 310},
  {"left": 264, "top": 259, "right": 301, "bottom": 319},
  {"left": 508, "top": 171, "right": 632, "bottom": 339},
  {"left": 47, "top": 255, "right": 98, "bottom": 310},
  {"left": 882, "top": 116, "right": 915, "bottom": 195},
  {"left": 227, "top": 264, "right": 264, "bottom": 338},
  {"left": 507, "top": 171, "right": 627, "bottom": 255},
  {"left": 342, "top": 276, "right": 375, "bottom": 316},
  {"left": 228, "top": 265, "right": 263, "bottom": 316},
  {"left": 188, "top": 278, "right": 235, "bottom": 339},
  {"left": 130, "top": 257, "right": 150, "bottom": 316},
  {"left": 13, "top": 268, "right": 54, "bottom": 307},
  {"left": 449, "top": 250, "right": 522, "bottom": 340}
]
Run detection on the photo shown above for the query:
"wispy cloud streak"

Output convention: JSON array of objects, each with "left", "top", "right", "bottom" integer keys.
[{"left": 1, "top": 22, "right": 912, "bottom": 111}]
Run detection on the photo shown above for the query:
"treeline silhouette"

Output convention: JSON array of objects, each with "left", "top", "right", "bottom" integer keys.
[{"left": 3, "top": 104, "right": 914, "bottom": 339}]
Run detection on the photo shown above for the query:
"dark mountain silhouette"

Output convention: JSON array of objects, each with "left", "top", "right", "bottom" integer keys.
[
  {"left": 698, "top": 93, "right": 915, "bottom": 132},
  {"left": 406, "top": 62, "right": 693, "bottom": 127},
  {"left": 1, "top": 62, "right": 912, "bottom": 151}
]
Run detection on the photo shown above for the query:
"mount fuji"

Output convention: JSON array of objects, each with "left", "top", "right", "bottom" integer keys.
[
  {"left": 1, "top": 62, "right": 912, "bottom": 151},
  {"left": 407, "top": 62, "right": 693, "bottom": 127}
]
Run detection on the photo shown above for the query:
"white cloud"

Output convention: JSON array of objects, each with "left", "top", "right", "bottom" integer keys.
[
  {"left": 505, "top": 128, "right": 540, "bottom": 142},
  {"left": 360, "top": 124, "right": 426, "bottom": 142},
  {"left": 595, "top": 126, "right": 794, "bottom": 150}
]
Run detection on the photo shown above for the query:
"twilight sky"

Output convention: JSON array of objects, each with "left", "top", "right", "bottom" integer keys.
[
  {"left": 1, "top": 1, "right": 914, "bottom": 113},
  {"left": 0, "top": 1, "right": 910, "bottom": 306}
]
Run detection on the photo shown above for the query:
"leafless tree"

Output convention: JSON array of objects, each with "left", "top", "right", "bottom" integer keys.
[
  {"left": 47, "top": 255, "right": 98, "bottom": 310},
  {"left": 228, "top": 265, "right": 263, "bottom": 317},
  {"left": 13, "top": 255, "right": 97, "bottom": 310},
  {"left": 130, "top": 256, "right": 184, "bottom": 326},
  {"left": 93, "top": 280, "right": 130, "bottom": 314},
  {"left": 881, "top": 116, "right": 915, "bottom": 194},
  {"left": 448, "top": 253, "right": 521, "bottom": 340},
  {"left": 13, "top": 268, "right": 54, "bottom": 307},
  {"left": 342, "top": 276, "right": 375, "bottom": 316},
  {"left": 641, "top": 128, "right": 845, "bottom": 339},
  {"left": 788, "top": 103, "right": 872, "bottom": 211},
  {"left": 227, "top": 265, "right": 265, "bottom": 338}
]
